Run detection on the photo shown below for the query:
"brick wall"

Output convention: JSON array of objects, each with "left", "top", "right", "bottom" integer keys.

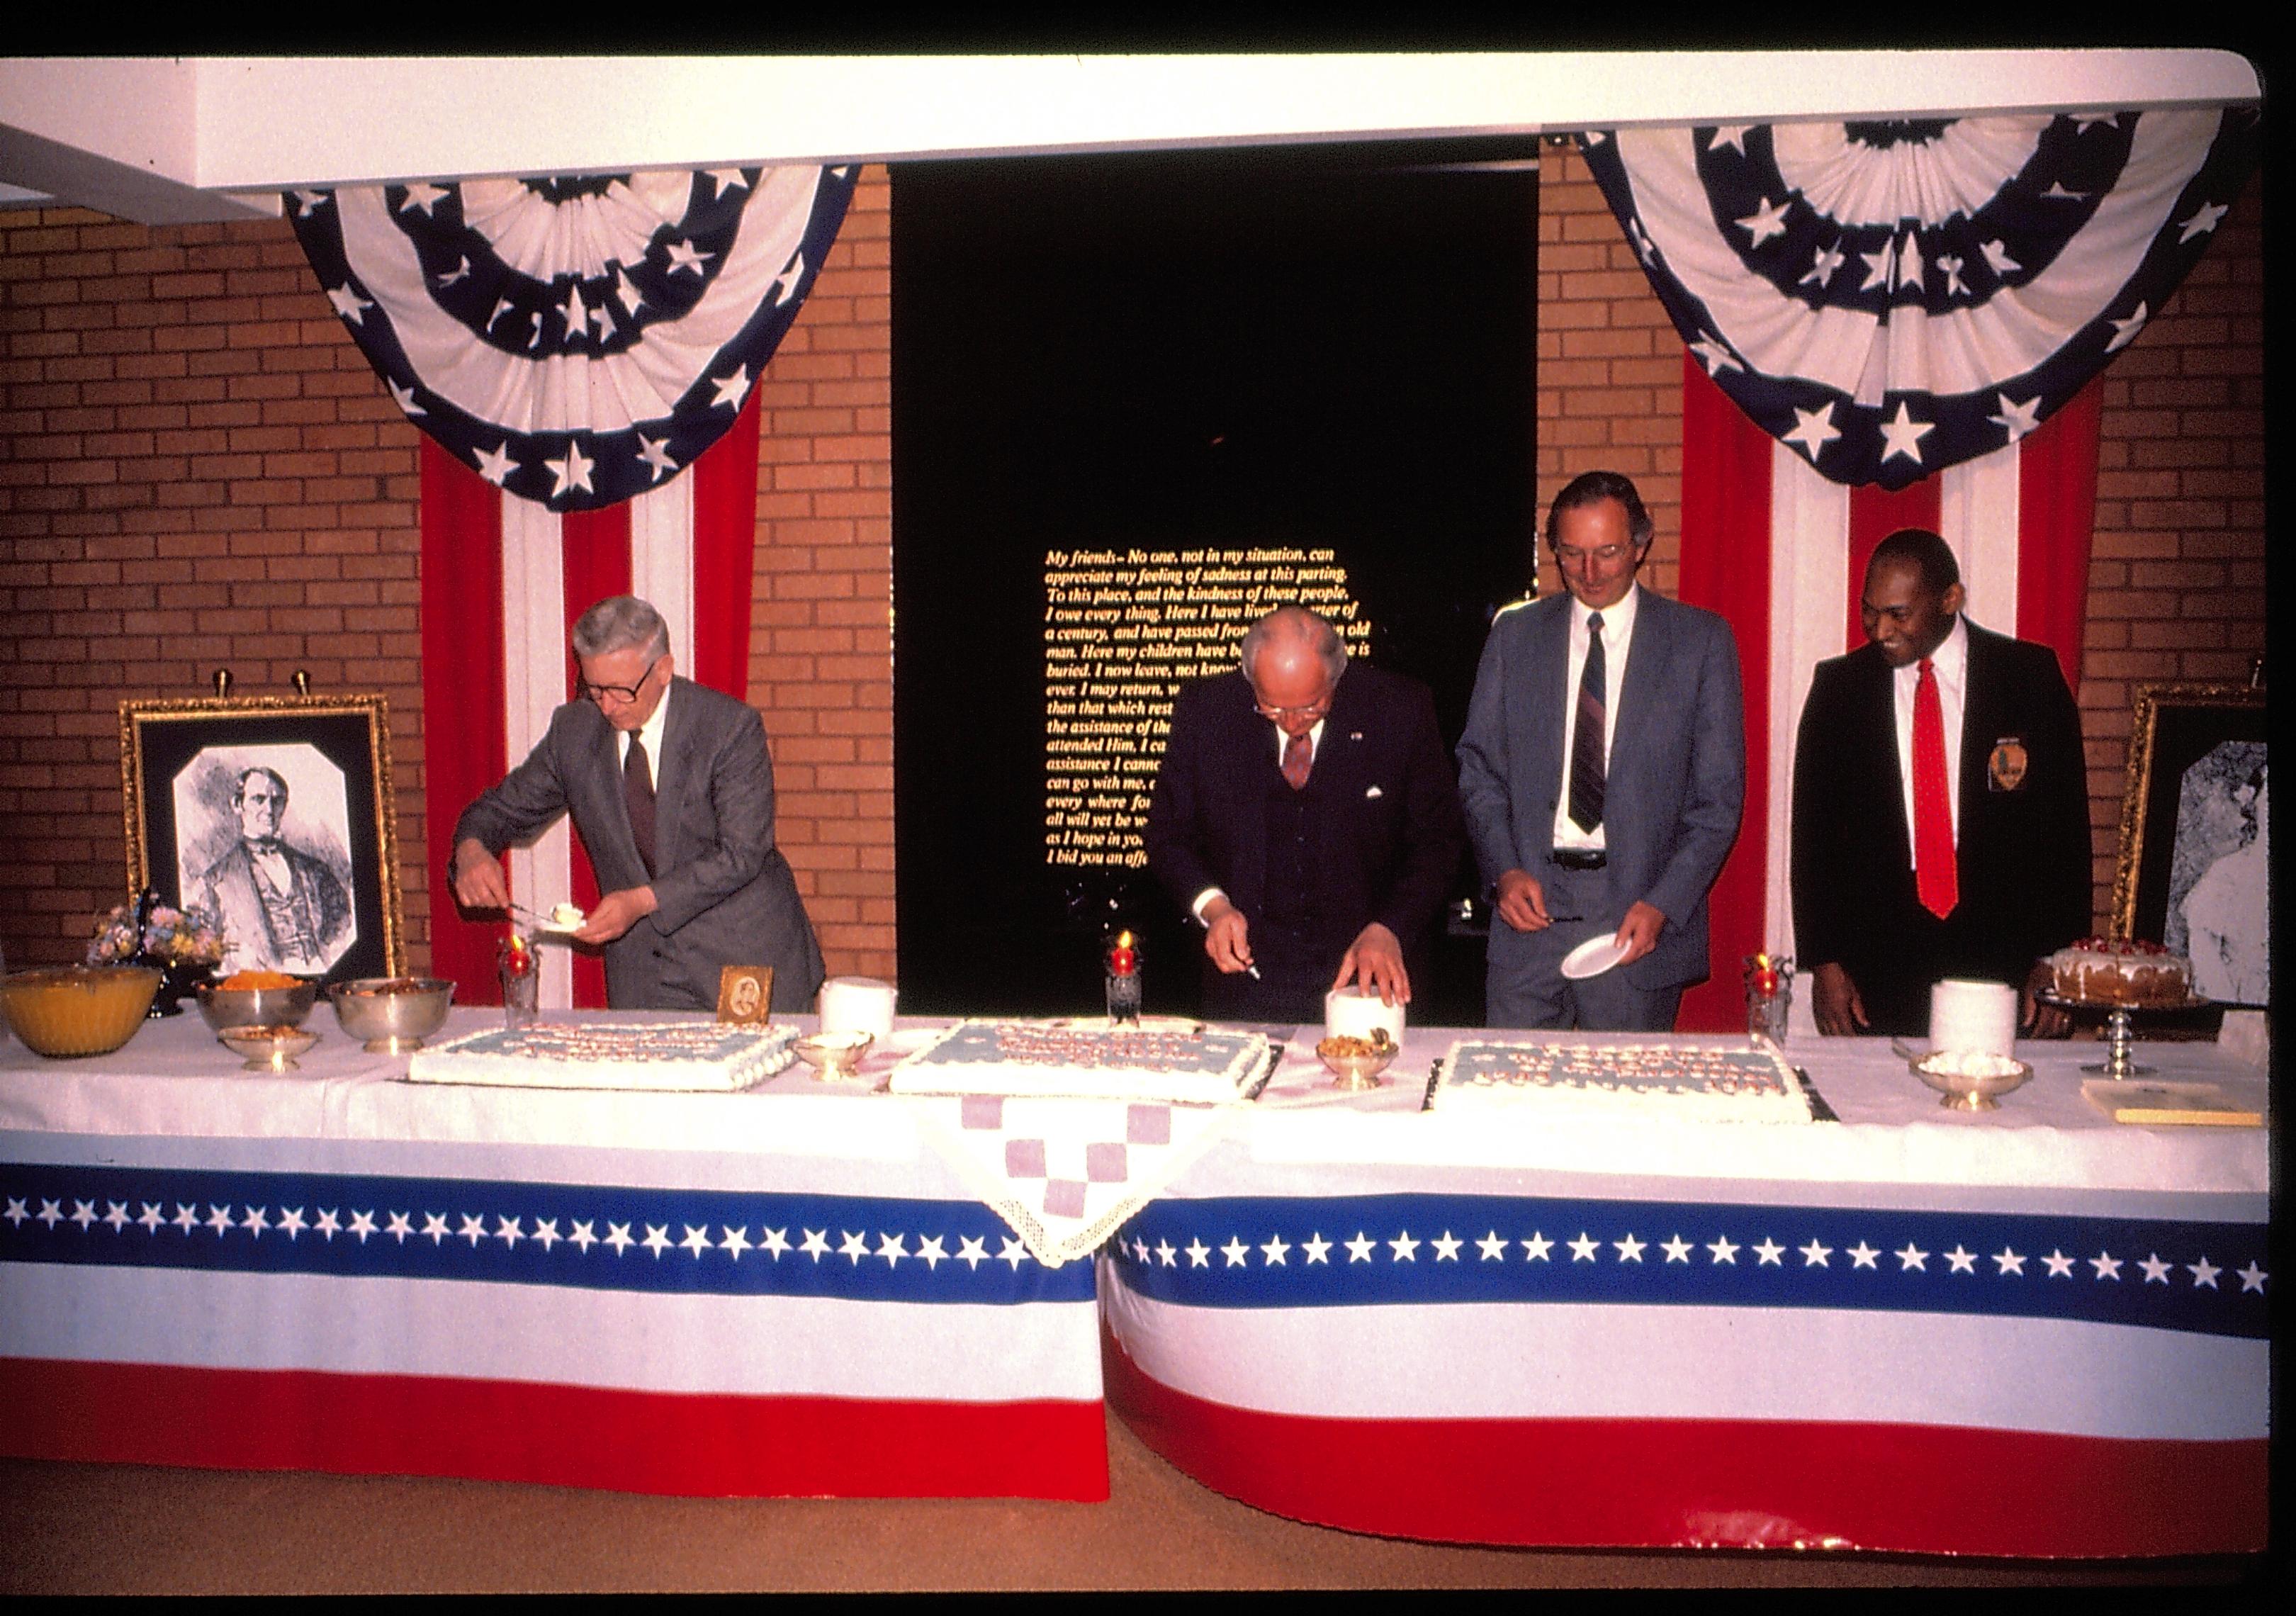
[
  {"left": 0, "top": 168, "right": 898, "bottom": 978},
  {"left": 1536, "top": 139, "right": 1687, "bottom": 602},
  {"left": 1534, "top": 140, "right": 2267, "bottom": 929},
  {"left": 748, "top": 172, "right": 897, "bottom": 982},
  {"left": 0, "top": 209, "right": 427, "bottom": 972}
]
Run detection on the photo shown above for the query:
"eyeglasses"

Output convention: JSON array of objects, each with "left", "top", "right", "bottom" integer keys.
[
  {"left": 1553, "top": 542, "right": 1636, "bottom": 568},
  {"left": 1251, "top": 690, "right": 1334, "bottom": 722},
  {"left": 578, "top": 654, "right": 665, "bottom": 706}
]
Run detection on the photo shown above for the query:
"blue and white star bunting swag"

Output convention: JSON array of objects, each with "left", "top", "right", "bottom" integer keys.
[
  {"left": 1577, "top": 111, "right": 2258, "bottom": 489},
  {"left": 288, "top": 165, "right": 857, "bottom": 511}
]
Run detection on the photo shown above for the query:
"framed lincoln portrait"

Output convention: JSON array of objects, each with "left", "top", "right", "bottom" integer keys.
[
  {"left": 120, "top": 694, "right": 405, "bottom": 986},
  {"left": 2112, "top": 683, "right": 2267, "bottom": 1009}
]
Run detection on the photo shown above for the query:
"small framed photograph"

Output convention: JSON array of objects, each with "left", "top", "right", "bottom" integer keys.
[
  {"left": 716, "top": 965, "right": 777, "bottom": 1026},
  {"left": 120, "top": 694, "right": 405, "bottom": 987},
  {"left": 2111, "top": 682, "right": 2267, "bottom": 1007}
]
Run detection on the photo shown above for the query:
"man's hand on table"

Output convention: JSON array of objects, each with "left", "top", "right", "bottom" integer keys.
[
  {"left": 1332, "top": 921, "right": 1410, "bottom": 1006},
  {"left": 1812, "top": 961, "right": 1869, "bottom": 1037},
  {"left": 451, "top": 837, "right": 510, "bottom": 911},
  {"left": 575, "top": 886, "right": 658, "bottom": 945},
  {"left": 2021, "top": 959, "right": 2071, "bottom": 1038},
  {"left": 1493, "top": 868, "right": 1551, "bottom": 932},
  {"left": 1200, "top": 896, "right": 1255, "bottom": 975}
]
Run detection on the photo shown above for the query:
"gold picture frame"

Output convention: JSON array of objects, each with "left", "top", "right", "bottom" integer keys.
[
  {"left": 2110, "top": 682, "right": 2267, "bottom": 1004},
  {"left": 119, "top": 693, "right": 405, "bottom": 987},
  {"left": 716, "top": 965, "right": 777, "bottom": 1026}
]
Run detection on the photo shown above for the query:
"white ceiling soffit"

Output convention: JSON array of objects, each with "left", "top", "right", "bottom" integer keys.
[{"left": 0, "top": 51, "right": 2264, "bottom": 226}]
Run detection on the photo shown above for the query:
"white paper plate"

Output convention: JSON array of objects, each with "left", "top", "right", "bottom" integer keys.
[{"left": 1559, "top": 933, "right": 1629, "bottom": 980}]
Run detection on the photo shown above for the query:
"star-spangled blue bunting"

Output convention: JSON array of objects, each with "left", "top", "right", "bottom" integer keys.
[
  {"left": 286, "top": 165, "right": 858, "bottom": 512},
  {"left": 1111, "top": 1192, "right": 2266, "bottom": 1340},
  {"left": 0, "top": 1162, "right": 1091, "bottom": 1307},
  {"left": 1576, "top": 109, "right": 2259, "bottom": 490}
]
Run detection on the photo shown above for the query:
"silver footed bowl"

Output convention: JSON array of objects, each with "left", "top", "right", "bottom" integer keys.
[
  {"left": 1910, "top": 1050, "right": 2033, "bottom": 1111},
  {"left": 793, "top": 1030, "right": 874, "bottom": 1079},
  {"left": 218, "top": 1024, "right": 322, "bottom": 1072},
  {"left": 1316, "top": 1033, "right": 1398, "bottom": 1091},
  {"left": 197, "top": 980, "right": 319, "bottom": 1033},
  {"left": 328, "top": 977, "right": 455, "bottom": 1053}
]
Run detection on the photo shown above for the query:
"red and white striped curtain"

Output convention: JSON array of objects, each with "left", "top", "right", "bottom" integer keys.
[
  {"left": 288, "top": 165, "right": 856, "bottom": 1008},
  {"left": 419, "top": 400, "right": 762, "bottom": 1009},
  {"left": 1673, "top": 362, "right": 2099, "bottom": 1032}
]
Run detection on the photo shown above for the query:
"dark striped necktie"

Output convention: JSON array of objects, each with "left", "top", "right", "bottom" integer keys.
[
  {"left": 624, "top": 734, "right": 658, "bottom": 878},
  {"left": 1568, "top": 612, "right": 1606, "bottom": 832}
]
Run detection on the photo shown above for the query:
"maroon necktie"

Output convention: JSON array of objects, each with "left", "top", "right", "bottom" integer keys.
[
  {"left": 1912, "top": 657, "right": 1957, "bottom": 919},
  {"left": 1281, "top": 729, "right": 1312, "bottom": 791},
  {"left": 624, "top": 735, "right": 658, "bottom": 878},
  {"left": 1568, "top": 612, "right": 1606, "bottom": 831}
]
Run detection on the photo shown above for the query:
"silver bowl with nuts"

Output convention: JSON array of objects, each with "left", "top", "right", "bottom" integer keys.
[
  {"left": 327, "top": 977, "right": 455, "bottom": 1053},
  {"left": 197, "top": 980, "right": 320, "bottom": 1035}
]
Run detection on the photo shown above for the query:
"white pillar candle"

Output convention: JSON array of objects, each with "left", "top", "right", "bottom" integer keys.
[
  {"left": 1325, "top": 986, "right": 1405, "bottom": 1045},
  {"left": 1929, "top": 978, "right": 2018, "bottom": 1058},
  {"left": 818, "top": 977, "right": 896, "bottom": 1040}
]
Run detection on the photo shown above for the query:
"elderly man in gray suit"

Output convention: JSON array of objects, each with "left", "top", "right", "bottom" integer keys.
[
  {"left": 450, "top": 595, "right": 825, "bottom": 1013},
  {"left": 1457, "top": 471, "right": 1746, "bottom": 1030}
]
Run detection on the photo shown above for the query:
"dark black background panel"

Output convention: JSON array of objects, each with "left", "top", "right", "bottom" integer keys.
[{"left": 891, "top": 143, "right": 1538, "bottom": 1019}]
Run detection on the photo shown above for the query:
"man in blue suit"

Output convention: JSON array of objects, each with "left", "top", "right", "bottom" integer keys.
[{"left": 1458, "top": 471, "right": 1746, "bottom": 1030}]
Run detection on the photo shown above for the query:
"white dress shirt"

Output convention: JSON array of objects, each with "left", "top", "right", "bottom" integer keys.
[
  {"left": 1551, "top": 583, "right": 1641, "bottom": 852},
  {"left": 1891, "top": 613, "right": 1967, "bottom": 862},
  {"left": 618, "top": 680, "right": 672, "bottom": 795}
]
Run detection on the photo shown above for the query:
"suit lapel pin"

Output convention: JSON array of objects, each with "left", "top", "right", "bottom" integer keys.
[
  {"left": 1988, "top": 738, "right": 2029, "bottom": 792},
  {"left": 1366, "top": 785, "right": 1384, "bottom": 799},
  {"left": 1349, "top": 731, "right": 1363, "bottom": 741}
]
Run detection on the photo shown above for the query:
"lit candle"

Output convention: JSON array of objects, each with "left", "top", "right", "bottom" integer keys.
[{"left": 1109, "top": 930, "right": 1137, "bottom": 977}]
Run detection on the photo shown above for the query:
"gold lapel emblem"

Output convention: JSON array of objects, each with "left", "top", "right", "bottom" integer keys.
[{"left": 1988, "top": 738, "right": 2030, "bottom": 792}]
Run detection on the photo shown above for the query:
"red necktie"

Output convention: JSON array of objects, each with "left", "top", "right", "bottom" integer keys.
[
  {"left": 1912, "top": 656, "right": 1957, "bottom": 919},
  {"left": 1281, "top": 729, "right": 1312, "bottom": 790}
]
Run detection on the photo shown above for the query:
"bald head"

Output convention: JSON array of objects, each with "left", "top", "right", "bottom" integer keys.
[
  {"left": 1240, "top": 606, "right": 1346, "bottom": 738},
  {"left": 1240, "top": 606, "right": 1344, "bottom": 680}
]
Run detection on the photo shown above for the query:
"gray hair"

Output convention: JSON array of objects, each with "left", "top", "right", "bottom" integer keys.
[
  {"left": 1239, "top": 605, "right": 1347, "bottom": 683},
  {"left": 571, "top": 595, "right": 671, "bottom": 662}
]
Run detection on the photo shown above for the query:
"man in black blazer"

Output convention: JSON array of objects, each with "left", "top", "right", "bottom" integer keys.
[
  {"left": 1145, "top": 605, "right": 1466, "bottom": 1024},
  {"left": 1791, "top": 529, "right": 2090, "bottom": 1038}
]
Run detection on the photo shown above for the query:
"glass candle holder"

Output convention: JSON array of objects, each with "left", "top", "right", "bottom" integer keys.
[
  {"left": 498, "top": 934, "right": 540, "bottom": 1030},
  {"left": 1744, "top": 952, "right": 1794, "bottom": 1044},
  {"left": 1105, "top": 930, "right": 1142, "bottom": 1025}
]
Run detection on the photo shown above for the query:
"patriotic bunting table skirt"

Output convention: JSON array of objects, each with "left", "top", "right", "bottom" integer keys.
[
  {"left": 0, "top": 1011, "right": 1106, "bottom": 1500},
  {"left": 1102, "top": 1031, "right": 2268, "bottom": 1557}
]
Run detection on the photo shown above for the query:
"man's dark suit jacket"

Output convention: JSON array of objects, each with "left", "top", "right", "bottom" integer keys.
[
  {"left": 1790, "top": 619, "right": 2091, "bottom": 1033},
  {"left": 455, "top": 677, "right": 826, "bottom": 1013},
  {"left": 1144, "top": 663, "right": 1466, "bottom": 1019}
]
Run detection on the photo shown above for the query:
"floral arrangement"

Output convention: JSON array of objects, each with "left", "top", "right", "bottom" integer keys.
[{"left": 86, "top": 899, "right": 229, "bottom": 968}]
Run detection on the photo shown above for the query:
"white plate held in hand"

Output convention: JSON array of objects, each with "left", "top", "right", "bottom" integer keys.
[{"left": 1560, "top": 933, "right": 1630, "bottom": 980}]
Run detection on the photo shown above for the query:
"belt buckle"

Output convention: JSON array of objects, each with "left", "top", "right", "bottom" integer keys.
[{"left": 1551, "top": 848, "right": 1606, "bottom": 872}]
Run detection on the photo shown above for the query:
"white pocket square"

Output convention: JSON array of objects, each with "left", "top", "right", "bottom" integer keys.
[{"left": 1365, "top": 785, "right": 1384, "bottom": 799}]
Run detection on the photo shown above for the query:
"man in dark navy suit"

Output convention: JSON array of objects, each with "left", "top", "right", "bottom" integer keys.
[
  {"left": 1791, "top": 529, "right": 2091, "bottom": 1038},
  {"left": 1145, "top": 605, "right": 1467, "bottom": 1025}
]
